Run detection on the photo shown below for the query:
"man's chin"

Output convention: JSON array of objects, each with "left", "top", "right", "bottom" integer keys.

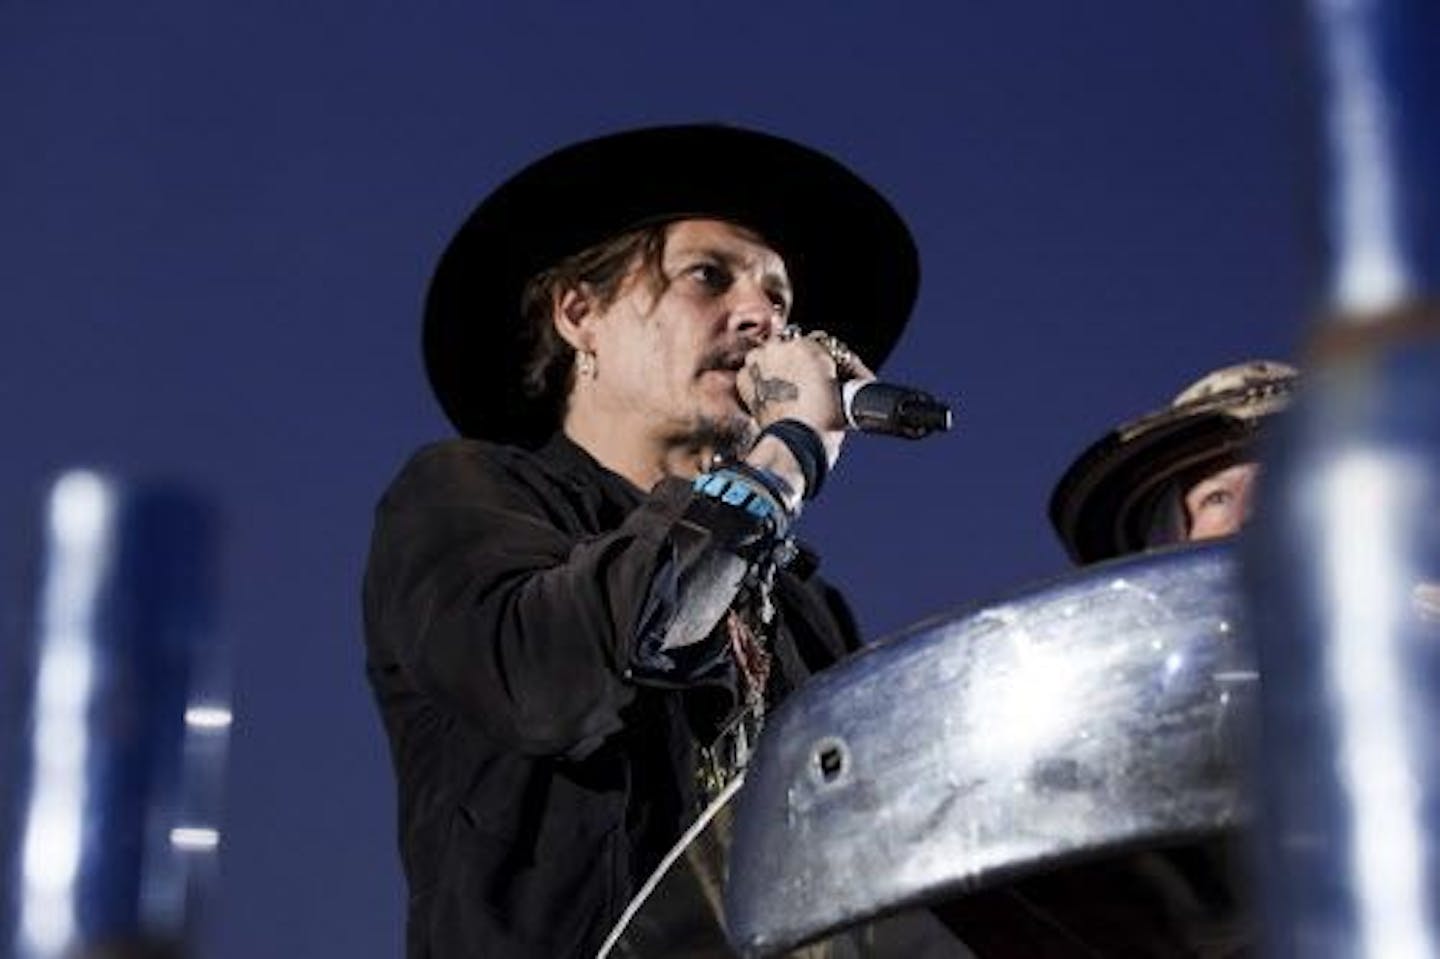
[{"left": 692, "top": 412, "right": 757, "bottom": 458}]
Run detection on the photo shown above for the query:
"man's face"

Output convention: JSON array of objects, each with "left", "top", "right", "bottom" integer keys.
[
  {"left": 584, "top": 219, "right": 792, "bottom": 446},
  {"left": 1183, "top": 461, "right": 1259, "bottom": 541}
]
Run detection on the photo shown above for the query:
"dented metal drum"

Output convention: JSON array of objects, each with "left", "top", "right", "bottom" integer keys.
[{"left": 725, "top": 541, "right": 1254, "bottom": 956}]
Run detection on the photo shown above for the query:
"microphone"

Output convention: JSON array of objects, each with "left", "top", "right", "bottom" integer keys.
[{"left": 841, "top": 379, "right": 953, "bottom": 439}]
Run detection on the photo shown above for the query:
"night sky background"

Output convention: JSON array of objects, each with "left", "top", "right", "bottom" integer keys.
[{"left": 1, "top": 2, "right": 1319, "bottom": 955}]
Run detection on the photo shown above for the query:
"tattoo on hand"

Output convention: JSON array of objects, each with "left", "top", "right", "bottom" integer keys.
[{"left": 748, "top": 365, "right": 800, "bottom": 414}]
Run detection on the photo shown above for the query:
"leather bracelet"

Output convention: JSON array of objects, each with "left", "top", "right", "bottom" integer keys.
[{"left": 757, "top": 419, "right": 828, "bottom": 500}]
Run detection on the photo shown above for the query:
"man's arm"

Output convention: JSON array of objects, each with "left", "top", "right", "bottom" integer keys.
[{"left": 364, "top": 441, "right": 779, "bottom": 760}]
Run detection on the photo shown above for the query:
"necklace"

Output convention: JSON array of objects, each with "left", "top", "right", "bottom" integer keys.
[{"left": 694, "top": 562, "right": 779, "bottom": 805}]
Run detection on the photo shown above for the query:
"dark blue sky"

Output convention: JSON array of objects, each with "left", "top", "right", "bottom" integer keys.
[{"left": 1, "top": 3, "right": 1314, "bottom": 955}]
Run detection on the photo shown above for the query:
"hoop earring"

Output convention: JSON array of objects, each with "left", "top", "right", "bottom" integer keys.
[{"left": 576, "top": 350, "right": 597, "bottom": 379}]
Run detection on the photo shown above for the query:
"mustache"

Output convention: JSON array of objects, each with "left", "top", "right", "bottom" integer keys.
[{"left": 699, "top": 340, "right": 763, "bottom": 374}]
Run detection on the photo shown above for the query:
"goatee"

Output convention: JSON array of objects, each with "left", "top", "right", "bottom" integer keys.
[{"left": 691, "top": 413, "right": 757, "bottom": 461}]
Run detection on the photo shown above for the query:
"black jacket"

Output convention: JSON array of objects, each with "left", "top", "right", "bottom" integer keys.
[{"left": 363, "top": 434, "right": 859, "bottom": 958}]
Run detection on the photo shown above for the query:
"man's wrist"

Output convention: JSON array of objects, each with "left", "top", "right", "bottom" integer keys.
[
  {"left": 744, "top": 435, "right": 806, "bottom": 511},
  {"left": 751, "top": 419, "right": 829, "bottom": 501}
]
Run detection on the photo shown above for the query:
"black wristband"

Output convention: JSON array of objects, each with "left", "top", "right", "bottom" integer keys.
[
  {"left": 724, "top": 460, "right": 798, "bottom": 514},
  {"left": 757, "top": 419, "right": 829, "bottom": 500}
]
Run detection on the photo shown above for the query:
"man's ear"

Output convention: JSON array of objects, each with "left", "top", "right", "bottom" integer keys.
[{"left": 552, "top": 284, "right": 598, "bottom": 353}]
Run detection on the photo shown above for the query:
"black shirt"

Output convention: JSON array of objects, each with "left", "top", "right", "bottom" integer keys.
[{"left": 363, "top": 434, "right": 859, "bottom": 958}]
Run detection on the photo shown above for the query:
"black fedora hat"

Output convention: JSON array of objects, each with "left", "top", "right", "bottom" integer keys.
[
  {"left": 423, "top": 124, "right": 920, "bottom": 445},
  {"left": 1049, "top": 360, "right": 1298, "bottom": 564}
]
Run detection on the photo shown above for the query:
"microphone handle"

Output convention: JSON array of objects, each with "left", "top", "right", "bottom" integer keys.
[{"left": 841, "top": 380, "right": 953, "bottom": 439}]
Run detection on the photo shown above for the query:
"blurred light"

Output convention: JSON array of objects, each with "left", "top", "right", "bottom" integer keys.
[
  {"left": 20, "top": 807, "right": 84, "bottom": 892},
  {"left": 47, "top": 471, "right": 111, "bottom": 545},
  {"left": 18, "top": 894, "right": 74, "bottom": 958},
  {"left": 1316, "top": 0, "right": 1412, "bottom": 313},
  {"left": 169, "top": 827, "right": 221, "bottom": 852},
  {"left": 184, "top": 705, "right": 234, "bottom": 730},
  {"left": 1319, "top": 450, "right": 1433, "bottom": 957},
  {"left": 17, "top": 471, "right": 117, "bottom": 957}
]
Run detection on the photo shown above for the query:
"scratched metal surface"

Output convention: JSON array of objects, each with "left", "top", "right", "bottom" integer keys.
[{"left": 725, "top": 541, "right": 1254, "bottom": 957}]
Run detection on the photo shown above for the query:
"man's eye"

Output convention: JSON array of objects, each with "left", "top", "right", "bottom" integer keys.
[
  {"left": 767, "top": 292, "right": 790, "bottom": 315},
  {"left": 689, "top": 263, "right": 730, "bottom": 291}
]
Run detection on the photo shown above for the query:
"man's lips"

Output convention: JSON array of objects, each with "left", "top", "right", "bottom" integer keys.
[
  {"left": 699, "top": 364, "right": 749, "bottom": 411},
  {"left": 700, "top": 367, "right": 741, "bottom": 393},
  {"left": 700, "top": 350, "right": 749, "bottom": 377},
  {"left": 698, "top": 347, "right": 755, "bottom": 409}
]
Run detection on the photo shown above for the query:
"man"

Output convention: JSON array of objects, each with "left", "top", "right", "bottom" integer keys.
[
  {"left": 1049, "top": 359, "right": 1299, "bottom": 564},
  {"left": 362, "top": 125, "right": 919, "bottom": 958}
]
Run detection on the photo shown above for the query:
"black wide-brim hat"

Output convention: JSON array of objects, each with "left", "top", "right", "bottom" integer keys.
[
  {"left": 1049, "top": 362, "right": 1298, "bottom": 565},
  {"left": 423, "top": 124, "right": 920, "bottom": 445}
]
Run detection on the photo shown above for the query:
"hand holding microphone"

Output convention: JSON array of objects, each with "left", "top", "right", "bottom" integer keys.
[
  {"left": 807, "top": 330, "right": 953, "bottom": 440},
  {"left": 739, "top": 325, "right": 953, "bottom": 503}
]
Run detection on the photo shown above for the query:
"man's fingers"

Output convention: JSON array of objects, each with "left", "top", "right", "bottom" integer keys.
[{"left": 805, "top": 330, "right": 867, "bottom": 379}]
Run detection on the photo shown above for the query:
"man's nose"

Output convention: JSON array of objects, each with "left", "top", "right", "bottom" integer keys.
[{"left": 728, "top": 280, "right": 784, "bottom": 341}]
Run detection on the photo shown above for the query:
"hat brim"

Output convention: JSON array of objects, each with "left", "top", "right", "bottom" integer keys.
[
  {"left": 1049, "top": 381, "right": 1295, "bottom": 564},
  {"left": 423, "top": 125, "right": 920, "bottom": 445}
]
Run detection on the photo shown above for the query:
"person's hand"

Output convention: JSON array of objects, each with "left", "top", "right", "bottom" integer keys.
[{"left": 738, "top": 327, "right": 873, "bottom": 499}]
